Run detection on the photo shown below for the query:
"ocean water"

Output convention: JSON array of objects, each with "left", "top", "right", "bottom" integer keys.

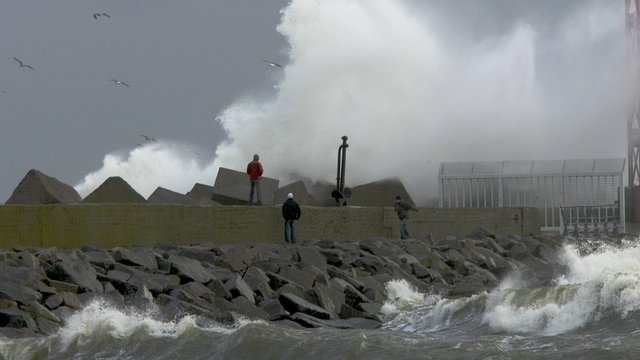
[{"left": 3, "top": 237, "right": 640, "bottom": 360}]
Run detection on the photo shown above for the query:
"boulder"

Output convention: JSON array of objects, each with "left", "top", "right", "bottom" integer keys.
[
  {"left": 111, "top": 247, "right": 158, "bottom": 271},
  {"left": 231, "top": 296, "right": 270, "bottom": 320},
  {"left": 168, "top": 254, "right": 213, "bottom": 284},
  {"left": 224, "top": 275, "right": 255, "bottom": 304},
  {"left": 5, "top": 169, "right": 81, "bottom": 204},
  {"left": 242, "top": 266, "right": 275, "bottom": 302},
  {"left": 0, "top": 265, "right": 44, "bottom": 303},
  {"left": 0, "top": 309, "right": 37, "bottom": 330},
  {"left": 304, "top": 284, "right": 345, "bottom": 320},
  {"left": 81, "top": 176, "right": 146, "bottom": 203},
  {"left": 258, "top": 299, "right": 289, "bottom": 321},
  {"left": 45, "top": 251, "right": 103, "bottom": 293},
  {"left": 278, "top": 293, "right": 331, "bottom": 320}
]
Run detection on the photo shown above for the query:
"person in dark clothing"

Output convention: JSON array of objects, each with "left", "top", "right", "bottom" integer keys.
[
  {"left": 246, "top": 154, "right": 263, "bottom": 205},
  {"left": 282, "top": 193, "right": 301, "bottom": 244},
  {"left": 394, "top": 195, "right": 418, "bottom": 239}
]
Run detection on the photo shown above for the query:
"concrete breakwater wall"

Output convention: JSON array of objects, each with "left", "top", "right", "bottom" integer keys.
[{"left": 0, "top": 205, "right": 539, "bottom": 248}]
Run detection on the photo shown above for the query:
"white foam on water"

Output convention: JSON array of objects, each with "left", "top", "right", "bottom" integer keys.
[
  {"left": 380, "top": 279, "right": 435, "bottom": 315},
  {"left": 57, "top": 299, "right": 245, "bottom": 350},
  {"left": 482, "top": 241, "right": 640, "bottom": 335}
]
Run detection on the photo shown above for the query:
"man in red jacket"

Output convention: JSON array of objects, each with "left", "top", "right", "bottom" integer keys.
[{"left": 246, "top": 154, "right": 263, "bottom": 205}]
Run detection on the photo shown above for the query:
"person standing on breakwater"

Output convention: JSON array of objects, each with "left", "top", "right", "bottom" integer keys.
[
  {"left": 282, "top": 193, "right": 301, "bottom": 244},
  {"left": 394, "top": 195, "right": 418, "bottom": 240},
  {"left": 247, "top": 154, "right": 263, "bottom": 205}
]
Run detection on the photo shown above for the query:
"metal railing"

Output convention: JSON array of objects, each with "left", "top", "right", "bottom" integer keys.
[{"left": 438, "top": 160, "right": 626, "bottom": 234}]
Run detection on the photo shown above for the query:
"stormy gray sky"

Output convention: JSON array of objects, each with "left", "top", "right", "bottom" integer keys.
[{"left": 0, "top": 0, "right": 627, "bottom": 204}]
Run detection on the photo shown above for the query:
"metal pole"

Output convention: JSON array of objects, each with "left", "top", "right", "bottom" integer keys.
[{"left": 340, "top": 136, "right": 348, "bottom": 193}]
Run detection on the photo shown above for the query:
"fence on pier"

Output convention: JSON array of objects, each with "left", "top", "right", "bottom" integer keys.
[{"left": 438, "top": 159, "right": 626, "bottom": 234}]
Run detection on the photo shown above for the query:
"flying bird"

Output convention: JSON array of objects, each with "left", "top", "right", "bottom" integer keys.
[
  {"left": 262, "top": 60, "right": 283, "bottom": 69},
  {"left": 13, "top": 57, "right": 34, "bottom": 70},
  {"left": 109, "top": 79, "right": 130, "bottom": 87},
  {"left": 138, "top": 134, "right": 157, "bottom": 142},
  {"left": 92, "top": 12, "right": 111, "bottom": 19}
]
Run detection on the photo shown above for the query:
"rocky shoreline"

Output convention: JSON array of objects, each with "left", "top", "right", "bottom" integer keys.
[{"left": 0, "top": 227, "right": 583, "bottom": 337}]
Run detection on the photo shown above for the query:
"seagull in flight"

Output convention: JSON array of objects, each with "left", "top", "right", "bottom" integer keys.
[
  {"left": 92, "top": 12, "right": 111, "bottom": 19},
  {"left": 13, "top": 57, "right": 34, "bottom": 70},
  {"left": 138, "top": 134, "right": 157, "bottom": 142},
  {"left": 262, "top": 60, "right": 283, "bottom": 69},
  {"left": 109, "top": 79, "right": 130, "bottom": 87}
]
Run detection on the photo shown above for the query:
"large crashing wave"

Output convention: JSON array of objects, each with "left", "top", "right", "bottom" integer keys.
[
  {"left": 383, "top": 239, "right": 640, "bottom": 336},
  {"left": 75, "top": 0, "right": 626, "bottom": 204}
]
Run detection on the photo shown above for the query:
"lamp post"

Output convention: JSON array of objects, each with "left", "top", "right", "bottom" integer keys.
[{"left": 332, "top": 136, "right": 349, "bottom": 205}]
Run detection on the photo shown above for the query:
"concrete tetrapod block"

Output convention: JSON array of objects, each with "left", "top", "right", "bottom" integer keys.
[
  {"left": 347, "top": 177, "right": 414, "bottom": 207},
  {"left": 306, "top": 181, "right": 338, "bottom": 207},
  {"left": 185, "top": 183, "right": 220, "bottom": 205},
  {"left": 81, "top": 176, "right": 146, "bottom": 203},
  {"left": 211, "top": 167, "right": 279, "bottom": 205},
  {"left": 148, "top": 187, "right": 218, "bottom": 205},
  {"left": 5, "top": 169, "right": 82, "bottom": 205},
  {"left": 274, "top": 180, "right": 318, "bottom": 206}
]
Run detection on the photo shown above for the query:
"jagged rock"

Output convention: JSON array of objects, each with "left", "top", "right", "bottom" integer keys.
[
  {"left": 178, "top": 246, "right": 222, "bottom": 264},
  {"left": 0, "top": 265, "right": 44, "bottom": 304},
  {"left": 168, "top": 254, "right": 213, "bottom": 284},
  {"left": 295, "top": 247, "right": 327, "bottom": 268},
  {"left": 278, "top": 265, "right": 315, "bottom": 290},
  {"left": 304, "top": 284, "right": 345, "bottom": 320},
  {"left": 278, "top": 293, "right": 331, "bottom": 320},
  {"left": 111, "top": 247, "right": 158, "bottom": 271},
  {"left": 467, "top": 226, "right": 497, "bottom": 240},
  {"left": 81, "top": 247, "right": 116, "bottom": 270},
  {"left": 36, "top": 318, "right": 60, "bottom": 335},
  {"left": 5, "top": 169, "right": 81, "bottom": 205},
  {"left": 231, "top": 296, "right": 270, "bottom": 320},
  {"left": 20, "top": 301, "right": 59, "bottom": 323},
  {"left": 156, "top": 294, "right": 234, "bottom": 325},
  {"left": 16, "top": 251, "right": 39, "bottom": 270},
  {"left": 318, "top": 249, "right": 344, "bottom": 266},
  {"left": 218, "top": 245, "right": 256, "bottom": 272},
  {"left": 224, "top": 275, "right": 255, "bottom": 304},
  {"left": 81, "top": 176, "right": 146, "bottom": 203},
  {"left": 0, "top": 309, "right": 37, "bottom": 330},
  {"left": 242, "top": 266, "right": 275, "bottom": 302},
  {"left": 114, "top": 263, "right": 180, "bottom": 294},
  {"left": 259, "top": 299, "right": 289, "bottom": 321},
  {"left": 206, "top": 277, "right": 232, "bottom": 300},
  {"left": 46, "top": 251, "right": 103, "bottom": 293}
]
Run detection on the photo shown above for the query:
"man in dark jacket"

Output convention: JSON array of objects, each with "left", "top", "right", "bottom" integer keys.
[
  {"left": 394, "top": 195, "right": 418, "bottom": 239},
  {"left": 282, "top": 193, "right": 301, "bottom": 244},
  {"left": 246, "top": 154, "right": 263, "bottom": 205}
]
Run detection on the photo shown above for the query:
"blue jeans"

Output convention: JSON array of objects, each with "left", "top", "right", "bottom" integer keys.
[
  {"left": 400, "top": 217, "right": 409, "bottom": 239},
  {"left": 284, "top": 220, "right": 296, "bottom": 244},
  {"left": 249, "top": 180, "right": 261, "bottom": 205}
]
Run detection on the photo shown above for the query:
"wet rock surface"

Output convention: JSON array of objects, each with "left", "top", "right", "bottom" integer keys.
[{"left": 0, "top": 228, "right": 606, "bottom": 336}]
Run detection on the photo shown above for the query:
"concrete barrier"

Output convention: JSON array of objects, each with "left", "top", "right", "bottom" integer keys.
[{"left": 0, "top": 205, "right": 540, "bottom": 248}]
